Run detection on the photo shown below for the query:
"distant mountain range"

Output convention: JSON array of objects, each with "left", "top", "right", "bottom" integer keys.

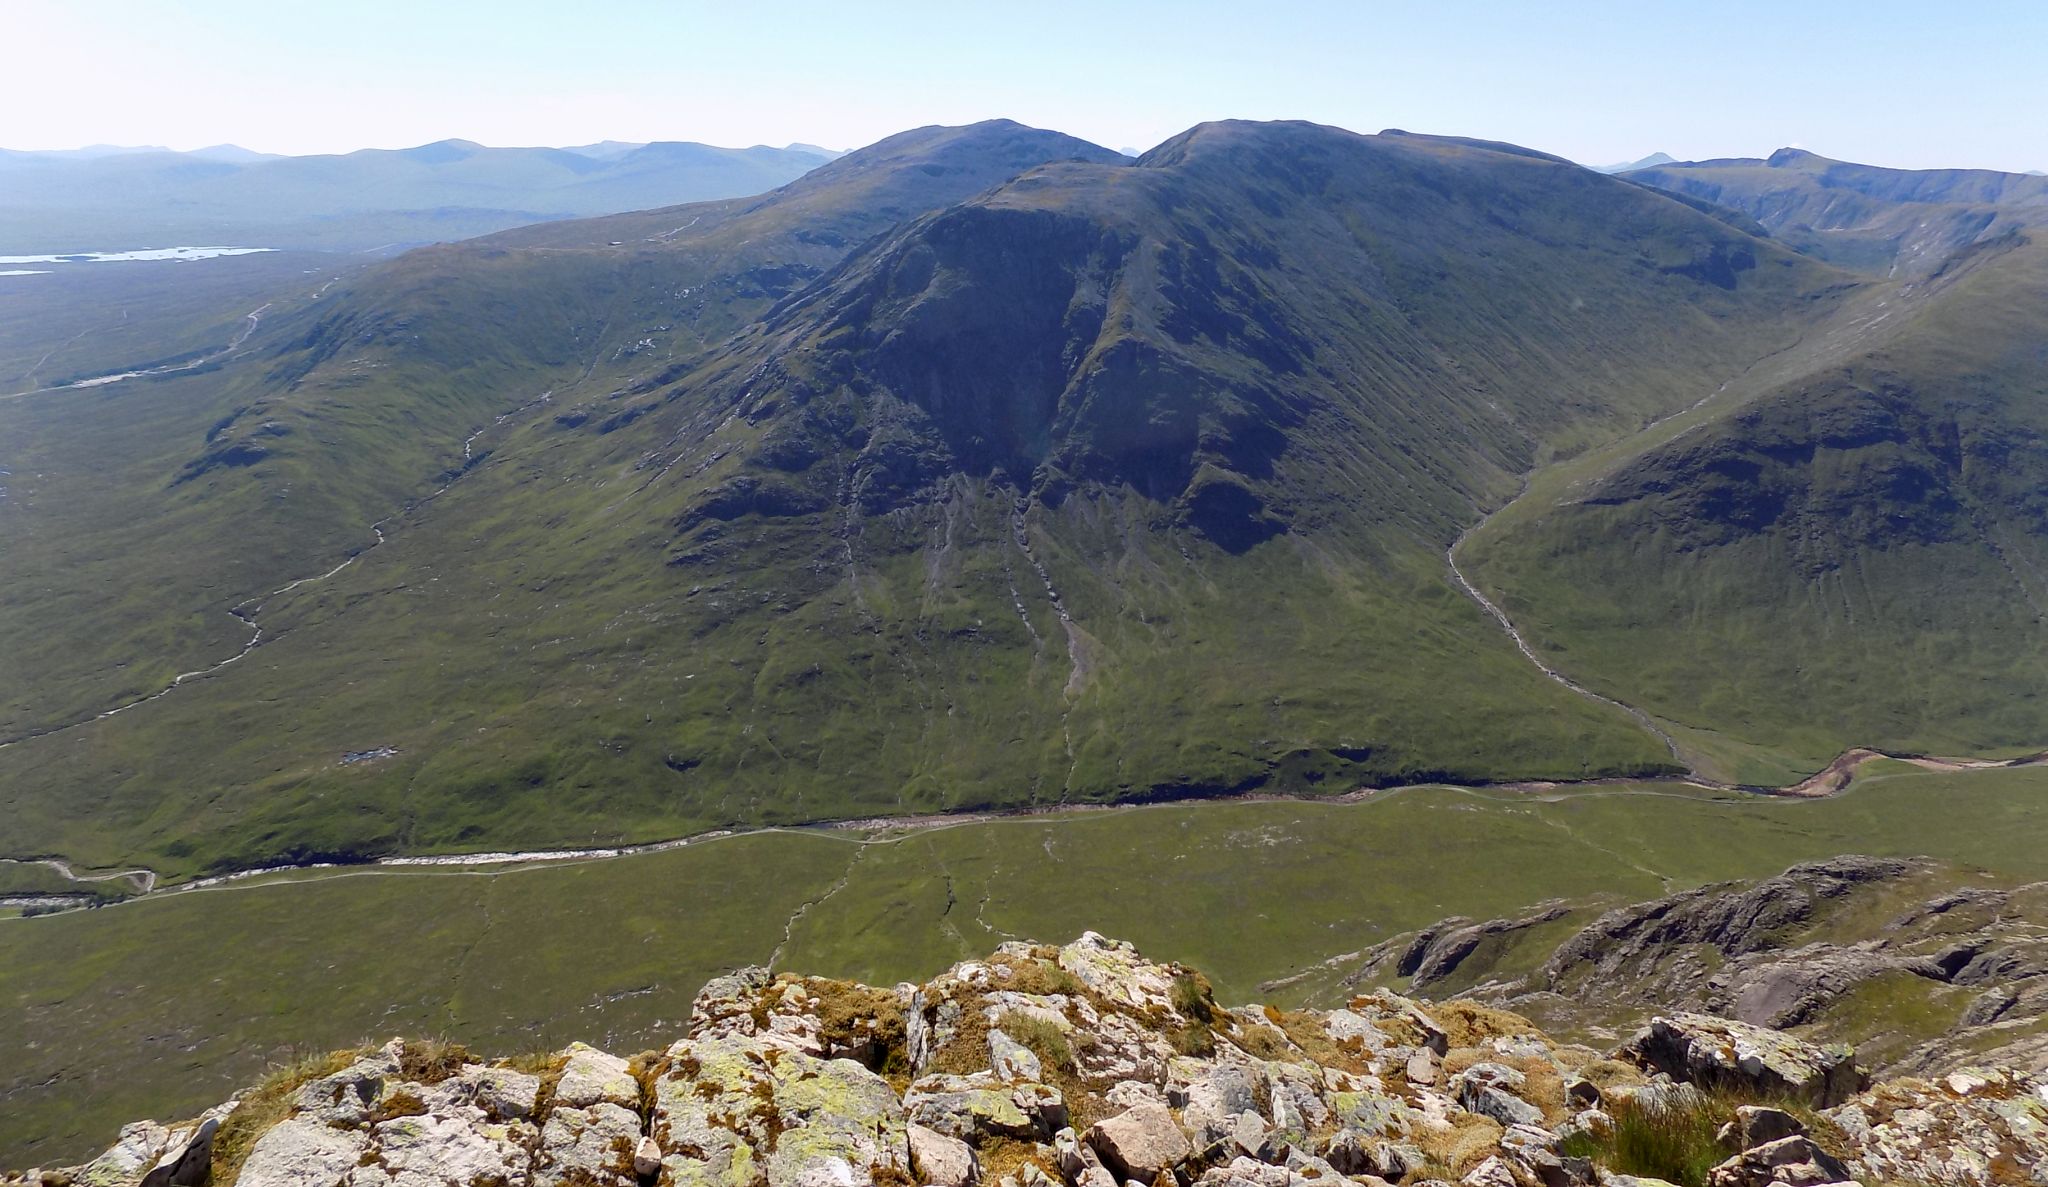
[
  {"left": 1622, "top": 145, "right": 2048, "bottom": 273},
  {"left": 1598, "top": 150, "right": 2046, "bottom": 178},
  {"left": 0, "top": 139, "right": 843, "bottom": 252}
]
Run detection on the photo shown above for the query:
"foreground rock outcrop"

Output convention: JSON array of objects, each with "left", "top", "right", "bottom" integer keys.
[{"left": 8, "top": 935, "right": 2046, "bottom": 1187}]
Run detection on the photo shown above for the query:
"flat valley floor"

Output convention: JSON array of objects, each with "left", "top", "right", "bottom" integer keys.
[{"left": 8, "top": 758, "right": 2048, "bottom": 1163}]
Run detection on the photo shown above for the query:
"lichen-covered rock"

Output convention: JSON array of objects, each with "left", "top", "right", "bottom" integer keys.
[
  {"left": 139, "top": 1117, "right": 219, "bottom": 1187},
  {"left": 1619, "top": 1015, "right": 1864, "bottom": 1107},
  {"left": 533, "top": 1043, "right": 641, "bottom": 1187},
  {"left": 1076, "top": 1012, "right": 1174, "bottom": 1085},
  {"left": 908, "top": 1124, "right": 978, "bottom": 1187},
  {"left": 988, "top": 1028, "right": 1044, "bottom": 1083},
  {"left": 1498, "top": 1122, "right": 1575, "bottom": 1187},
  {"left": 1345, "top": 991, "right": 1451, "bottom": 1056},
  {"left": 1194, "top": 1154, "right": 1347, "bottom": 1187},
  {"left": 231, "top": 1040, "right": 541, "bottom": 1187},
  {"left": 1083, "top": 1100, "right": 1190, "bottom": 1183},
  {"left": 1704, "top": 1134, "right": 1852, "bottom": 1187},
  {"left": 904, "top": 1072, "right": 1064, "bottom": 1140},
  {"left": 73, "top": 1122, "right": 178, "bottom": 1187},
  {"left": 1453, "top": 1063, "right": 1543, "bottom": 1129},
  {"left": 1058, "top": 933, "right": 1177, "bottom": 1013},
  {"left": 1176, "top": 1062, "right": 1261, "bottom": 1150},
  {"left": 651, "top": 1034, "right": 909, "bottom": 1187},
  {"left": 291, "top": 1043, "right": 405, "bottom": 1126},
  {"left": 1604, "top": 1080, "right": 1703, "bottom": 1114},
  {"left": 1461, "top": 1154, "right": 1520, "bottom": 1187},
  {"left": 552, "top": 1042, "right": 639, "bottom": 1110},
  {"left": 71, "top": 1113, "right": 229, "bottom": 1187},
  {"left": 1715, "top": 1105, "right": 1804, "bottom": 1152},
  {"left": 1556, "top": 1108, "right": 1612, "bottom": 1145},
  {"left": 688, "top": 967, "right": 777, "bottom": 1038},
  {"left": 534, "top": 1100, "right": 641, "bottom": 1187},
  {"left": 71, "top": 1113, "right": 226, "bottom": 1187},
  {"left": 1260, "top": 1061, "right": 1332, "bottom": 1149},
  {"left": 457, "top": 1065, "right": 541, "bottom": 1121},
  {"left": 236, "top": 1119, "right": 369, "bottom": 1187},
  {"left": 1827, "top": 1066, "right": 2048, "bottom": 1186},
  {"left": 690, "top": 970, "right": 910, "bottom": 1067},
  {"left": 355, "top": 1110, "right": 534, "bottom": 1187},
  {"left": 1324, "top": 1130, "right": 1421, "bottom": 1179}
]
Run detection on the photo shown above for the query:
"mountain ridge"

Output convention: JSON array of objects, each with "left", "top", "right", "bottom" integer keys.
[
  {"left": 1624, "top": 148, "right": 2048, "bottom": 275},
  {"left": 0, "top": 119, "right": 1863, "bottom": 877},
  {"left": 6, "top": 119, "right": 2048, "bottom": 885},
  {"left": 6, "top": 932, "right": 2041, "bottom": 1184}
]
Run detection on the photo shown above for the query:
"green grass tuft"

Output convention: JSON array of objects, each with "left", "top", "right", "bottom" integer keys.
[
  {"left": 994, "top": 1010, "right": 1074, "bottom": 1073},
  {"left": 211, "top": 1047, "right": 367, "bottom": 1187},
  {"left": 1561, "top": 1093, "right": 1727, "bottom": 1187}
]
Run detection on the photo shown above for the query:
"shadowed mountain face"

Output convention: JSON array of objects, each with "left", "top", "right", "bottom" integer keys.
[
  {"left": 1627, "top": 148, "right": 2048, "bottom": 275},
  {"left": 665, "top": 123, "right": 1839, "bottom": 548},
  {"left": 0, "top": 120, "right": 1859, "bottom": 875},
  {"left": 166, "top": 123, "right": 1130, "bottom": 544}
]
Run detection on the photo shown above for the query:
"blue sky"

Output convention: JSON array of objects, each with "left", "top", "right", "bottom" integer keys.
[{"left": 6, "top": 0, "right": 2043, "bottom": 170}]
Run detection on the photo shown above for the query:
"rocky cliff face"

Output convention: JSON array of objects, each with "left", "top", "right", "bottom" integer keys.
[
  {"left": 1352, "top": 856, "right": 2048, "bottom": 1080},
  {"left": 8, "top": 935, "right": 2044, "bottom": 1187}
]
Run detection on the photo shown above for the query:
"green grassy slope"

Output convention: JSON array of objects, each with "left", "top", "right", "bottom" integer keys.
[
  {"left": 0, "top": 122, "right": 1856, "bottom": 876},
  {"left": 0, "top": 122, "right": 1122, "bottom": 747},
  {"left": 1463, "top": 233, "right": 2048, "bottom": 781},
  {"left": 5, "top": 761, "right": 2048, "bottom": 1163},
  {"left": 0, "top": 255, "right": 386, "bottom": 740}
]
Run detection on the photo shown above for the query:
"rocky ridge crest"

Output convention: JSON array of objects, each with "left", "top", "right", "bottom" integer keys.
[{"left": 7, "top": 935, "right": 2044, "bottom": 1187}]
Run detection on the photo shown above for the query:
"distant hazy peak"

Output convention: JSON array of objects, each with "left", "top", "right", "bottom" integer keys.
[
  {"left": 561, "top": 140, "right": 647, "bottom": 159},
  {"left": 1593, "top": 151, "right": 1677, "bottom": 174},
  {"left": 1136, "top": 118, "right": 1383, "bottom": 168},
  {"left": 188, "top": 143, "right": 281, "bottom": 163},
  {"left": 1766, "top": 146, "right": 1825, "bottom": 167},
  {"left": 395, "top": 138, "right": 486, "bottom": 163},
  {"left": 793, "top": 119, "right": 1122, "bottom": 182},
  {"left": 1132, "top": 121, "right": 1575, "bottom": 176}
]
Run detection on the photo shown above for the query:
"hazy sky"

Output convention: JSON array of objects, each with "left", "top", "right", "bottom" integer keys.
[{"left": 6, "top": 0, "right": 2043, "bottom": 171}]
